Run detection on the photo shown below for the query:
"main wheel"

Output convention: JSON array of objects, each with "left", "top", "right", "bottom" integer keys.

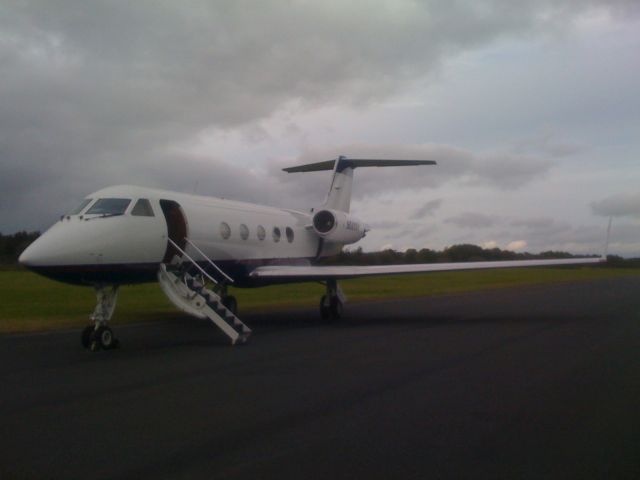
[
  {"left": 319, "top": 295, "right": 331, "bottom": 320},
  {"left": 81, "top": 325, "right": 94, "bottom": 349},
  {"left": 329, "top": 297, "right": 343, "bottom": 320},
  {"left": 222, "top": 295, "right": 238, "bottom": 316}
]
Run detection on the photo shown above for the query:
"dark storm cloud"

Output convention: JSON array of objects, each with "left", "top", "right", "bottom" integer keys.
[{"left": 0, "top": 0, "right": 637, "bottom": 231}]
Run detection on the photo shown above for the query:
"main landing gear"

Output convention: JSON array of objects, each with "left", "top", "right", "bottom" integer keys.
[
  {"left": 319, "top": 279, "right": 345, "bottom": 321},
  {"left": 82, "top": 285, "right": 120, "bottom": 351}
]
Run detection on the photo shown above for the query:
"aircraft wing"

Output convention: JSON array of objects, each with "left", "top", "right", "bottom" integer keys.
[{"left": 250, "top": 257, "right": 604, "bottom": 281}]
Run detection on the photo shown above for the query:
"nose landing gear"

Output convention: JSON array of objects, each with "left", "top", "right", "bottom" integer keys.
[{"left": 81, "top": 285, "right": 120, "bottom": 351}]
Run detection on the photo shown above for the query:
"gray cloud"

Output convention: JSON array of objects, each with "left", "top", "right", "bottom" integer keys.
[
  {"left": 385, "top": 223, "right": 438, "bottom": 241},
  {"left": 287, "top": 143, "right": 555, "bottom": 199},
  {"left": 445, "top": 212, "right": 497, "bottom": 229},
  {"left": 410, "top": 199, "right": 443, "bottom": 219},
  {"left": 510, "top": 217, "right": 556, "bottom": 229},
  {"left": 465, "top": 154, "right": 554, "bottom": 189},
  {"left": 368, "top": 220, "right": 403, "bottom": 229},
  {"left": 0, "top": 0, "right": 637, "bottom": 233},
  {"left": 509, "top": 217, "right": 573, "bottom": 236},
  {"left": 511, "top": 132, "right": 584, "bottom": 158},
  {"left": 591, "top": 193, "right": 640, "bottom": 218}
]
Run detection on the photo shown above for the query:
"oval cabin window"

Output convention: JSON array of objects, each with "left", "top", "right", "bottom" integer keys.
[
  {"left": 257, "top": 225, "right": 266, "bottom": 241},
  {"left": 220, "top": 222, "right": 231, "bottom": 240},
  {"left": 272, "top": 227, "right": 281, "bottom": 243},
  {"left": 286, "top": 227, "right": 294, "bottom": 243},
  {"left": 240, "top": 224, "right": 249, "bottom": 240}
]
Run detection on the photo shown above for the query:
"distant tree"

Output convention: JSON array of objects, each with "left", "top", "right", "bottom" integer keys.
[
  {"left": 320, "top": 242, "right": 597, "bottom": 266},
  {"left": 444, "top": 244, "right": 485, "bottom": 262},
  {"left": 417, "top": 248, "right": 438, "bottom": 263},
  {"left": 404, "top": 248, "right": 418, "bottom": 264},
  {"left": 539, "top": 250, "right": 573, "bottom": 259},
  {"left": 606, "top": 255, "right": 626, "bottom": 267},
  {"left": 0, "top": 231, "right": 40, "bottom": 265}
]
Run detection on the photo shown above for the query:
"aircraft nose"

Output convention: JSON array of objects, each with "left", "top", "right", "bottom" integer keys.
[
  {"left": 18, "top": 248, "right": 29, "bottom": 266},
  {"left": 19, "top": 239, "right": 43, "bottom": 267}
]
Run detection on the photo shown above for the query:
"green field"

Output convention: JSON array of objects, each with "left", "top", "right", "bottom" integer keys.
[{"left": 1, "top": 266, "right": 638, "bottom": 334}]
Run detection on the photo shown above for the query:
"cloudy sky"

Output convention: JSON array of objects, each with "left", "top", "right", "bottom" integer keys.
[{"left": 1, "top": 0, "right": 639, "bottom": 255}]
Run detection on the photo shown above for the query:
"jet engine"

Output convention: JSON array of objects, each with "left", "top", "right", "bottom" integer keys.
[{"left": 312, "top": 209, "right": 367, "bottom": 244}]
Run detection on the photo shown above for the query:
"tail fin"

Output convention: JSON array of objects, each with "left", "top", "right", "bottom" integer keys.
[{"left": 283, "top": 156, "right": 436, "bottom": 212}]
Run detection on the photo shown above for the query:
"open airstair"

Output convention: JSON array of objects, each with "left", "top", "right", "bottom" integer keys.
[{"left": 157, "top": 239, "right": 251, "bottom": 345}]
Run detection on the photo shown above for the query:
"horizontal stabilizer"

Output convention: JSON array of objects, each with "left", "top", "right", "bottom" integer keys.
[
  {"left": 283, "top": 160, "right": 336, "bottom": 173},
  {"left": 283, "top": 157, "right": 436, "bottom": 173}
]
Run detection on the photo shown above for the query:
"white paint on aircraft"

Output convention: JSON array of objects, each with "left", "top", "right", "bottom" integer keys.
[{"left": 18, "top": 156, "right": 604, "bottom": 349}]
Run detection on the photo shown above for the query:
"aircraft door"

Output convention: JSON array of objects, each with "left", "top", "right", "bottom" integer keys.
[{"left": 159, "top": 199, "right": 188, "bottom": 263}]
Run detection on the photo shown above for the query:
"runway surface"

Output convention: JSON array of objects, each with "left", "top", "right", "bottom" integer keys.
[{"left": 2, "top": 276, "right": 640, "bottom": 479}]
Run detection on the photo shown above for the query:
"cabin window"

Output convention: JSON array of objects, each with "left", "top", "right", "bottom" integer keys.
[
  {"left": 131, "top": 199, "right": 155, "bottom": 217},
  {"left": 86, "top": 198, "right": 131, "bottom": 216},
  {"left": 220, "top": 222, "right": 231, "bottom": 240},
  {"left": 286, "top": 227, "right": 294, "bottom": 243},
  {"left": 239, "top": 224, "right": 249, "bottom": 240},
  {"left": 257, "top": 225, "right": 266, "bottom": 241},
  {"left": 68, "top": 198, "right": 93, "bottom": 215},
  {"left": 272, "top": 227, "right": 281, "bottom": 243}
]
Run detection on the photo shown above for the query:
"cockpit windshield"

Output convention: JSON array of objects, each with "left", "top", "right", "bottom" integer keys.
[
  {"left": 86, "top": 198, "right": 131, "bottom": 216},
  {"left": 68, "top": 198, "right": 93, "bottom": 215}
]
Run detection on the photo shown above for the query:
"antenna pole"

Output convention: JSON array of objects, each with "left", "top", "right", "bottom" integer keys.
[{"left": 604, "top": 216, "right": 612, "bottom": 258}]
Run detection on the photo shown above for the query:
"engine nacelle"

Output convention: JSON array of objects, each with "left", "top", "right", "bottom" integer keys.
[{"left": 312, "top": 209, "right": 367, "bottom": 245}]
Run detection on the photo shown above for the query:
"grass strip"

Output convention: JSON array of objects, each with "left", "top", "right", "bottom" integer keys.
[{"left": 1, "top": 267, "right": 638, "bottom": 334}]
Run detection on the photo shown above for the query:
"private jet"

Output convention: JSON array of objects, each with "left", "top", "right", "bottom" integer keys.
[{"left": 19, "top": 156, "right": 603, "bottom": 350}]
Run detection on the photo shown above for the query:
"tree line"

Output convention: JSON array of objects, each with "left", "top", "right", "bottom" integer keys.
[
  {"left": 319, "top": 244, "right": 598, "bottom": 266},
  {"left": 0, "top": 231, "right": 40, "bottom": 265}
]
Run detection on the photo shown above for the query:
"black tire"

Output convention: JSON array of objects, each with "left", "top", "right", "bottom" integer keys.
[
  {"left": 330, "top": 297, "right": 343, "bottom": 320},
  {"left": 319, "top": 295, "right": 331, "bottom": 320},
  {"left": 95, "top": 325, "right": 115, "bottom": 350},
  {"left": 81, "top": 325, "right": 94, "bottom": 349},
  {"left": 222, "top": 295, "right": 238, "bottom": 316}
]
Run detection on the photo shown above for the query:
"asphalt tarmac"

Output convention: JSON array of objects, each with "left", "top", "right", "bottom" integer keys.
[{"left": 2, "top": 276, "right": 640, "bottom": 479}]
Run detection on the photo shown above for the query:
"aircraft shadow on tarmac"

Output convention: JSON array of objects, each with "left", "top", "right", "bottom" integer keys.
[{"left": 114, "top": 305, "right": 580, "bottom": 351}]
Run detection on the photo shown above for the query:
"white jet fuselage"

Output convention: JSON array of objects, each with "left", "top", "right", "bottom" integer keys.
[{"left": 20, "top": 185, "right": 338, "bottom": 286}]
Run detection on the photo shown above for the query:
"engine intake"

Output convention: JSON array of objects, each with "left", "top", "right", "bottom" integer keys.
[{"left": 311, "top": 209, "right": 366, "bottom": 244}]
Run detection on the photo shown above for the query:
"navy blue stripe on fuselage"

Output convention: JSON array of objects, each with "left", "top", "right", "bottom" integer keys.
[{"left": 24, "top": 257, "right": 314, "bottom": 287}]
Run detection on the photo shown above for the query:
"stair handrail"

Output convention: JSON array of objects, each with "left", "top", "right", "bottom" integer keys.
[
  {"left": 184, "top": 238, "right": 235, "bottom": 284},
  {"left": 167, "top": 238, "right": 219, "bottom": 285}
]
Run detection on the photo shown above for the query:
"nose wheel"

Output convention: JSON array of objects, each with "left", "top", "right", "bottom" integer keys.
[
  {"left": 81, "top": 325, "right": 119, "bottom": 351},
  {"left": 82, "top": 285, "right": 120, "bottom": 351}
]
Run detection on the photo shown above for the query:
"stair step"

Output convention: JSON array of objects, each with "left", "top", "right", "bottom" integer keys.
[{"left": 158, "top": 263, "right": 251, "bottom": 346}]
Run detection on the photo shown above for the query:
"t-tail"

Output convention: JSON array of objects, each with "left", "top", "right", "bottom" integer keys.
[{"left": 283, "top": 156, "right": 437, "bottom": 213}]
